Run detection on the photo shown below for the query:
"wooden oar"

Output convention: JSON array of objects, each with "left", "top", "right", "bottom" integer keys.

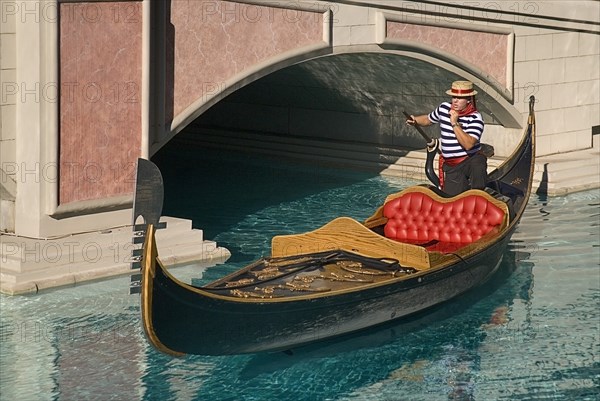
[{"left": 402, "top": 110, "right": 436, "bottom": 147}]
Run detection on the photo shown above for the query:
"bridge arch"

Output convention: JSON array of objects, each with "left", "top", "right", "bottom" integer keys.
[
  {"left": 154, "top": 1, "right": 524, "bottom": 157},
  {"left": 157, "top": 44, "right": 523, "bottom": 159}
]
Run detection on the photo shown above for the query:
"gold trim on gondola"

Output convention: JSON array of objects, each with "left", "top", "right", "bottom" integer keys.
[{"left": 140, "top": 224, "right": 185, "bottom": 357}]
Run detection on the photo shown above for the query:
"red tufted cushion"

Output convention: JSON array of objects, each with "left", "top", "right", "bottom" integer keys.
[{"left": 383, "top": 192, "right": 506, "bottom": 246}]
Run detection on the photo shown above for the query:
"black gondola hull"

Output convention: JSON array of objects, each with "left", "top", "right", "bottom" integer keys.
[{"left": 148, "top": 232, "right": 511, "bottom": 355}]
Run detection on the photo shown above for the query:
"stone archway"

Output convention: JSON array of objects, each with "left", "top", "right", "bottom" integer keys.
[
  {"left": 161, "top": 48, "right": 524, "bottom": 165},
  {"left": 154, "top": 0, "right": 523, "bottom": 159}
]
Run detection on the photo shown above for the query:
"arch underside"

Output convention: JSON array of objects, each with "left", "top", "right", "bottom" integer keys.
[{"left": 165, "top": 51, "right": 522, "bottom": 155}]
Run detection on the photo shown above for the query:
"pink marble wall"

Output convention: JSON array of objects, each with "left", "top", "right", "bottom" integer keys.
[
  {"left": 169, "top": 0, "right": 325, "bottom": 119},
  {"left": 59, "top": 2, "right": 142, "bottom": 204},
  {"left": 387, "top": 22, "right": 508, "bottom": 87}
]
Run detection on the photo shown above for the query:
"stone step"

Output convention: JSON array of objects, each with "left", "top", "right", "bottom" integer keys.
[
  {"left": 0, "top": 239, "right": 230, "bottom": 293},
  {"left": 155, "top": 228, "right": 205, "bottom": 249},
  {"left": 0, "top": 217, "right": 205, "bottom": 273},
  {"left": 0, "top": 257, "right": 132, "bottom": 290},
  {"left": 540, "top": 162, "right": 599, "bottom": 182},
  {"left": 532, "top": 174, "right": 600, "bottom": 196},
  {"left": 155, "top": 241, "right": 230, "bottom": 268},
  {"left": 533, "top": 148, "right": 600, "bottom": 195},
  {"left": 154, "top": 216, "right": 196, "bottom": 236},
  {"left": 538, "top": 150, "right": 600, "bottom": 171},
  {"left": 0, "top": 235, "right": 131, "bottom": 273},
  {"left": 190, "top": 127, "right": 599, "bottom": 196},
  {"left": 0, "top": 217, "right": 231, "bottom": 295},
  {"left": 535, "top": 168, "right": 599, "bottom": 184},
  {"left": 188, "top": 128, "right": 504, "bottom": 181},
  {"left": 187, "top": 129, "right": 422, "bottom": 163}
]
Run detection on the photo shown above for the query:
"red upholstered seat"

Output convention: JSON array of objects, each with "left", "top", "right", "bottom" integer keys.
[{"left": 383, "top": 192, "right": 506, "bottom": 252}]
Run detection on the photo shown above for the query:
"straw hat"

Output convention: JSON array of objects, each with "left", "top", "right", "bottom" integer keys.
[{"left": 446, "top": 81, "right": 478, "bottom": 97}]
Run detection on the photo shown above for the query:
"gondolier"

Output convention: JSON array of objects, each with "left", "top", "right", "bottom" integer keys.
[{"left": 406, "top": 81, "right": 486, "bottom": 196}]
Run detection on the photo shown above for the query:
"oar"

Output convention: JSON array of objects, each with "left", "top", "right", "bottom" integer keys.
[
  {"left": 402, "top": 111, "right": 440, "bottom": 188},
  {"left": 402, "top": 111, "right": 436, "bottom": 147}
]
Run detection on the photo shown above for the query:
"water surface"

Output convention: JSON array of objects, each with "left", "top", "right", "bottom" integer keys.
[{"left": 1, "top": 147, "right": 598, "bottom": 401}]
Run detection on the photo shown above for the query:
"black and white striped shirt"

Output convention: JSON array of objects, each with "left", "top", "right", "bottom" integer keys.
[{"left": 428, "top": 102, "right": 484, "bottom": 158}]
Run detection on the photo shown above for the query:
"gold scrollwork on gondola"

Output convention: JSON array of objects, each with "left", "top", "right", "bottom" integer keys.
[
  {"left": 285, "top": 281, "right": 330, "bottom": 292},
  {"left": 225, "top": 278, "right": 255, "bottom": 287},
  {"left": 230, "top": 288, "right": 276, "bottom": 298},
  {"left": 225, "top": 255, "right": 417, "bottom": 298},
  {"left": 337, "top": 260, "right": 392, "bottom": 276},
  {"left": 291, "top": 271, "right": 373, "bottom": 284},
  {"left": 249, "top": 266, "right": 283, "bottom": 280},
  {"left": 318, "top": 271, "right": 373, "bottom": 283}
]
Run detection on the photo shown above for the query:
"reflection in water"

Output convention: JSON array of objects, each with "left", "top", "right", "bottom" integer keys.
[
  {"left": 54, "top": 313, "right": 143, "bottom": 401},
  {"left": 240, "top": 248, "right": 532, "bottom": 377},
  {"left": 223, "top": 248, "right": 535, "bottom": 401},
  {"left": 0, "top": 289, "right": 142, "bottom": 401}
]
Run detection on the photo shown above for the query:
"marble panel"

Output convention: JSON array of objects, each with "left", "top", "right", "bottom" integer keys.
[
  {"left": 169, "top": 0, "right": 325, "bottom": 119},
  {"left": 59, "top": 2, "right": 142, "bottom": 205},
  {"left": 386, "top": 21, "right": 509, "bottom": 88}
]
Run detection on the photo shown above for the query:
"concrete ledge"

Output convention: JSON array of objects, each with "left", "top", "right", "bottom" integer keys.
[
  {"left": 533, "top": 147, "right": 600, "bottom": 196},
  {"left": 0, "top": 216, "right": 231, "bottom": 295}
]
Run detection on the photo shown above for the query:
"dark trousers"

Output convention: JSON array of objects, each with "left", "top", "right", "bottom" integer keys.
[{"left": 443, "top": 153, "right": 488, "bottom": 196}]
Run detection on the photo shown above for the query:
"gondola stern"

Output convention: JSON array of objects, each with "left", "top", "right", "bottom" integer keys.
[{"left": 488, "top": 96, "right": 536, "bottom": 183}]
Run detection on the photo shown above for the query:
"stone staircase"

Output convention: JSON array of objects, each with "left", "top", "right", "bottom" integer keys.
[
  {"left": 181, "top": 127, "right": 507, "bottom": 183},
  {"left": 533, "top": 148, "right": 600, "bottom": 196},
  {"left": 0, "top": 217, "right": 230, "bottom": 295}
]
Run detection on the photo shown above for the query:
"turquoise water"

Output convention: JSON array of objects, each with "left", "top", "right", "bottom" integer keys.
[{"left": 1, "top": 146, "right": 598, "bottom": 401}]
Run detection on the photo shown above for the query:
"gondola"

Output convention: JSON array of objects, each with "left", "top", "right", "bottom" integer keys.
[{"left": 132, "top": 96, "right": 536, "bottom": 356}]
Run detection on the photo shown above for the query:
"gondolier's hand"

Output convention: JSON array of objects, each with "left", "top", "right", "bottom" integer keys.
[
  {"left": 405, "top": 115, "right": 417, "bottom": 126},
  {"left": 449, "top": 109, "right": 459, "bottom": 125}
]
